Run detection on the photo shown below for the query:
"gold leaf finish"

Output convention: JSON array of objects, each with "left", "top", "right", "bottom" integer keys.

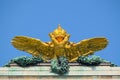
[{"left": 12, "top": 25, "right": 108, "bottom": 62}]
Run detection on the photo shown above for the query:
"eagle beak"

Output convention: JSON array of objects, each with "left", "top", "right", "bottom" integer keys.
[{"left": 55, "top": 36, "right": 64, "bottom": 42}]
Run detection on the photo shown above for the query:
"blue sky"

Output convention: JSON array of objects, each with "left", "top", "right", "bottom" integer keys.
[{"left": 0, "top": 0, "right": 120, "bottom": 66}]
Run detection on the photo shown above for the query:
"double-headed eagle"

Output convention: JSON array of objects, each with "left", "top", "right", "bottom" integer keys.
[{"left": 12, "top": 25, "right": 108, "bottom": 62}]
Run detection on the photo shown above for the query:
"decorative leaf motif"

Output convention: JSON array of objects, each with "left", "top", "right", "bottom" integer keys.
[
  {"left": 4, "top": 56, "right": 43, "bottom": 67},
  {"left": 51, "top": 56, "right": 69, "bottom": 74},
  {"left": 77, "top": 55, "right": 107, "bottom": 66}
]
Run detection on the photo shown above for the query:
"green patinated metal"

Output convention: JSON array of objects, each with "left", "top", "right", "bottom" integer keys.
[
  {"left": 4, "top": 56, "right": 43, "bottom": 67},
  {"left": 4, "top": 55, "right": 116, "bottom": 74},
  {"left": 51, "top": 56, "right": 69, "bottom": 74},
  {"left": 77, "top": 55, "right": 106, "bottom": 66}
]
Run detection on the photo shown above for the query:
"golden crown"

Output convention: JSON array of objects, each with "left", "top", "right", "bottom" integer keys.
[{"left": 52, "top": 24, "right": 67, "bottom": 36}]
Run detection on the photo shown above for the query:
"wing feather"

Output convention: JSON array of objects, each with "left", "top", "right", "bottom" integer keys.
[
  {"left": 65, "top": 37, "right": 108, "bottom": 62},
  {"left": 11, "top": 36, "right": 53, "bottom": 61}
]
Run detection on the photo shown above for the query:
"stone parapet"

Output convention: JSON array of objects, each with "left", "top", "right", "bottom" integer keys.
[{"left": 0, "top": 63, "right": 120, "bottom": 80}]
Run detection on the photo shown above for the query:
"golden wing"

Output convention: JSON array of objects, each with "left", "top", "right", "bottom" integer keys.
[
  {"left": 11, "top": 36, "right": 53, "bottom": 61},
  {"left": 65, "top": 37, "right": 108, "bottom": 62}
]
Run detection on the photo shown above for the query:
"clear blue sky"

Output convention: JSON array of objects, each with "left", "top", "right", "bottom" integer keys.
[{"left": 0, "top": 0, "right": 120, "bottom": 66}]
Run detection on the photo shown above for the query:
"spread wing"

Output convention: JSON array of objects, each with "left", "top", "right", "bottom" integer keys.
[
  {"left": 65, "top": 37, "right": 108, "bottom": 62},
  {"left": 11, "top": 36, "right": 53, "bottom": 61}
]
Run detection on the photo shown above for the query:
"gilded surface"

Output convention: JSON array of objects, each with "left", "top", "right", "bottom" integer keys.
[{"left": 12, "top": 25, "right": 108, "bottom": 62}]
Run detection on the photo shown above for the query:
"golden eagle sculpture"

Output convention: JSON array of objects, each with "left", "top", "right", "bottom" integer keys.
[{"left": 12, "top": 25, "right": 108, "bottom": 62}]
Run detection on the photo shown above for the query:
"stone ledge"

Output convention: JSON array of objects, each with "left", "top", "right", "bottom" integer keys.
[
  {"left": 0, "top": 62, "right": 120, "bottom": 80},
  {"left": 0, "top": 63, "right": 120, "bottom": 76},
  {"left": 8, "top": 62, "right": 112, "bottom": 66}
]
